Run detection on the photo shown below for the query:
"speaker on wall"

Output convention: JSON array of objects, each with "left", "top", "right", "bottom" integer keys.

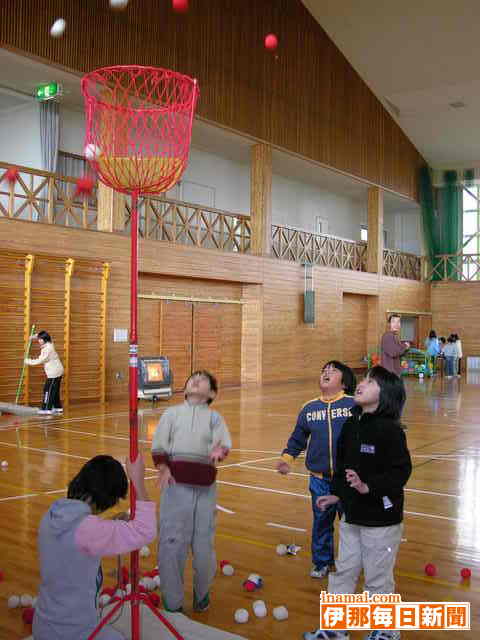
[{"left": 304, "top": 290, "right": 315, "bottom": 324}]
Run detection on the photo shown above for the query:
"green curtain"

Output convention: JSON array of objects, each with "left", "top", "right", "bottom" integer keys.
[{"left": 419, "top": 166, "right": 462, "bottom": 280}]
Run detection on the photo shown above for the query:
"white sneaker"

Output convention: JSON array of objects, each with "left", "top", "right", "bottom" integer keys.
[
  {"left": 53, "top": 408, "right": 63, "bottom": 413},
  {"left": 310, "top": 565, "right": 330, "bottom": 579},
  {"left": 38, "top": 409, "right": 54, "bottom": 415},
  {"left": 364, "top": 631, "right": 400, "bottom": 640},
  {"left": 303, "top": 631, "right": 349, "bottom": 640}
]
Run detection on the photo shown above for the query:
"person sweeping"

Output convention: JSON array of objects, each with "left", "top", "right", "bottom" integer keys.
[{"left": 25, "top": 331, "right": 64, "bottom": 415}]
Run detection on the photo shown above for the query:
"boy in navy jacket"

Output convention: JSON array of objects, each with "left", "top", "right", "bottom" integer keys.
[{"left": 277, "top": 361, "right": 356, "bottom": 578}]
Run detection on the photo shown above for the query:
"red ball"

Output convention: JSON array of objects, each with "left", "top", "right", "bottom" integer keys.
[
  {"left": 461, "top": 568, "right": 471, "bottom": 580},
  {"left": 425, "top": 563, "right": 437, "bottom": 577},
  {"left": 149, "top": 592, "right": 160, "bottom": 607},
  {"left": 4, "top": 167, "right": 19, "bottom": 185},
  {"left": 265, "top": 34, "right": 278, "bottom": 51},
  {"left": 75, "top": 175, "right": 95, "bottom": 197},
  {"left": 172, "top": 0, "right": 188, "bottom": 12},
  {"left": 243, "top": 580, "right": 256, "bottom": 592},
  {"left": 138, "top": 584, "right": 148, "bottom": 593},
  {"left": 22, "top": 607, "right": 35, "bottom": 625}
]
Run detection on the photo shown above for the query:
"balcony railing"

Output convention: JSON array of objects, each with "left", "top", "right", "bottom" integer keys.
[
  {"left": 272, "top": 224, "right": 367, "bottom": 271},
  {"left": 383, "top": 248, "right": 422, "bottom": 280},
  {"left": 125, "top": 196, "right": 251, "bottom": 253},
  {"left": 0, "top": 162, "right": 97, "bottom": 229},
  {"left": 1, "top": 162, "right": 424, "bottom": 279},
  {"left": 428, "top": 254, "right": 480, "bottom": 282}
]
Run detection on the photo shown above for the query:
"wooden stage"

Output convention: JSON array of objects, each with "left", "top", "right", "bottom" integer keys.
[{"left": 0, "top": 375, "right": 478, "bottom": 639}]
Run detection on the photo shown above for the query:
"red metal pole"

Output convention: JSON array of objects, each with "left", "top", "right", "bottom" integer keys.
[{"left": 129, "top": 190, "right": 140, "bottom": 640}]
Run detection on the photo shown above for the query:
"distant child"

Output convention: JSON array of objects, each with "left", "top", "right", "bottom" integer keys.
[
  {"left": 438, "top": 337, "right": 447, "bottom": 377},
  {"left": 277, "top": 361, "right": 356, "bottom": 579},
  {"left": 425, "top": 330, "right": 440, "bottom": 374},
  {"left": 25, "top": 330, "right": 64, "bottom": 415},
  {"left": 453, "top": 333, "right": 463, "bottom": 376},
  {"left": 303, "top": 366, "right": 411, "bottom": 640},
  {"left": 152, "top": 370, "right": 231, "bottom": 613},
  {"left": 444, "top": 336, "right": 459, "bottom": 378}
]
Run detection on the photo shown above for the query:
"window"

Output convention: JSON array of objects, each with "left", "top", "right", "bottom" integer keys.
[
  {"left": 315, "top": 216, "right": 329, "bottom": 235},
  {"left": 462, "top": 185, "right": 480, "bottom": 280},
  {"left": 361, "top": 225, "right": 388, "bottom": 246}
]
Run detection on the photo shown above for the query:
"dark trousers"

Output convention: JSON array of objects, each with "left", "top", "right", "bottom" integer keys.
[
  {"left": 309, "top": 475, "right": 338, "bottom": 569},
  {"left": 42, "top": 376, "right": 62, "bottom": 410}
]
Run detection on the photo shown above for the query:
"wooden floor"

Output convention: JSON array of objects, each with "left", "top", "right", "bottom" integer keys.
[{"left": 0, "top": 375, "right": 479, "bottom": 639}]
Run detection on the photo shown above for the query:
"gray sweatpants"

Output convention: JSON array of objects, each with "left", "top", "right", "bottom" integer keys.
[
  {"left": 158, "top": 483, "right": 217, "bottom": 611},
  {"left": 328, "top": 516, "right": 403, "bottom": 595}
]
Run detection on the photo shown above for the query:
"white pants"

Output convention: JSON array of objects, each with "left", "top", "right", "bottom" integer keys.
[{"left": 328, "top": 516, "right": 403, "bottom": 595}]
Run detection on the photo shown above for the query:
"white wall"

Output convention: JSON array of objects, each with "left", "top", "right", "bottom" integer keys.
[
  {"left": 59, "top": 106, "right": 85, "bottom": 155},
  {"left": 0, "top": 101, "right": 42, "bottom": 169},
  {"left": 391, "top": 209, "right": 422, "bottom": 255},
  {"left": 271, "top": 173, "right": 367, "bottom": 241}
]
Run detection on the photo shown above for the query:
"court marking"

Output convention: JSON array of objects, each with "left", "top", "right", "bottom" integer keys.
[
  {"left": 237, "top": 464, "right": 462, "bottom": 499},
  {"left": 267, "top": 522, "right": 307, "bottom": 533}
]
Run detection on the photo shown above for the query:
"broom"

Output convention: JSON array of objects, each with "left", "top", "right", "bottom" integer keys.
[{"left": 0, "top": 325, "right": 39, "bottom": 416}]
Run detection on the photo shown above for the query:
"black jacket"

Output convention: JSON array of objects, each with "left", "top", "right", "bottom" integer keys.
[{"left": 330, "top": 410, "right": 412, "bottom": 527}]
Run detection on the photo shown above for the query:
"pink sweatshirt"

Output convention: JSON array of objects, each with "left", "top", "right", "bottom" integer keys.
[{"left": 74, "top": 500, "right": 156, "bottom": 556}]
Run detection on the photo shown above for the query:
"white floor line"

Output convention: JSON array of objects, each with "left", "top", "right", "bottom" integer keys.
[
  {"left": 217, "top": 479, "right": 465, "bottom": 523},
  {"left": 217, "top": 505, "right": 235, "bottom": 514},
  {"left": 236, "top": 464, "right": 462, "bottom": 499},
  {"left": 266, "top": 522, "right": 307, "bottom": 533},
  {"left": 218, "top": 456, "right": 279, "bottom": 469}
]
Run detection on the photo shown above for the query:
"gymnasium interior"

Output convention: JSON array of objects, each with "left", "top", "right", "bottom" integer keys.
[{"left": 0, "top": 1, "right": 479, "bottom": 638}]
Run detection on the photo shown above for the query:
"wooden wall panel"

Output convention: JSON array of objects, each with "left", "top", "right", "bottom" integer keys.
[
  {"left": 431, "top": 282, "right": 480, "bottom": 363},
  {"left": 342, "top": 294, "right": 368, "bottom": 368},
  {"left": 193, "top": 303, "right": 221, "bottom": 375},
  {"left": 161, "top": 300, "right": 193, "bottom": 392},
  {"left": 0, "top": 0, "right": 424, "bottom": 199},
  {"left": 1, "top": 218, "right": 431, "bottom": 396}
]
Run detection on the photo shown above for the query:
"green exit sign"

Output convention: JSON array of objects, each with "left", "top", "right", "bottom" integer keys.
[{"left": 35, "top": 82, "right": 62, "bottom": 101}]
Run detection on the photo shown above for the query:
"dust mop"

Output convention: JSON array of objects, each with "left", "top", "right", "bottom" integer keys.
[{"left": 0, "top": 325, "right": 39, "bottom": 416}]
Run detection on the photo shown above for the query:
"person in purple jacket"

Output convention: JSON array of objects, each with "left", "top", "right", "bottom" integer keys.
[
  {"left": 33, "top": 453, "right": 164, "bottom": 640},
  {"left": 380, "top": 315, "right": 410, "bottom": 376}
]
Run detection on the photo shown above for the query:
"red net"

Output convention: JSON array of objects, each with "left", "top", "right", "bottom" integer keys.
[{"left": 81, "top": 66, "right": 199, "bottom": 195}]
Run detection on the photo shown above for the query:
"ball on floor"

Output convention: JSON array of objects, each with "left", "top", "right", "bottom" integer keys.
[
  {"left": 461, "top": 568, "right": 471, "bottom": 579},
  {"left": 8, "top": 595, "right": 20, "bottom": 609},
  {"left": 425, "top": 563, "right": 437, "bottom": 577},
  {"left": 139, "top": 545, "right": 150, "bottom": 557},
  {"left": 22, "top": 607, "right": 35, "bottom": 624},
  {"left": 276, "top": 544, "right": 287, "bottom": 556},
  {"left": 273, "top": 605, "right": 288, "bottom": 621},
  {"left": 234, "top": 608, "right": 249, "bottom": 623},
  {"left": 253, "top": 600, "right": 267, "bottom": 618},
  {"left": 20, "top": 594, "right": 33, "bottom": 607}
]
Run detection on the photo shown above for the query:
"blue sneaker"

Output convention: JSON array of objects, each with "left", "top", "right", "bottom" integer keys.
[{"left": 364, "top": 632, "right": 400, "bottom": 640}]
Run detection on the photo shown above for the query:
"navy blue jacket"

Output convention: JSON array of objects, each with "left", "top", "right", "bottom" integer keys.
[{"left": 282, "top": 393, "right": 355, "bottom": 477}]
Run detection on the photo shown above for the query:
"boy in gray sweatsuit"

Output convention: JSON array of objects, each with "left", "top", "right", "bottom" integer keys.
[{"left": 152, "top": 370, "right": 232, "bottom": 613}]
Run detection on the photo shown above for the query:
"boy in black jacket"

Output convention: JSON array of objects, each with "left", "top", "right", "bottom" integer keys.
[{"left": 304, "top": 366, "right": 411, "bottom": 640}]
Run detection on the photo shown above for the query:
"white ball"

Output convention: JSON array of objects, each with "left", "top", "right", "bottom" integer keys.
[
  {"left": 276, "top": 544, "right": 287, "bottom": 556},
  {"left": 144, "top": 578, "right": 155, "bottom": 592},
  {"left": 125, "top": 583, "right": 132, "bottom": 595},
  {"left": 139, "top": 545, "right": 150, "bottom": 558},
  {"left": 99, "top": 594, "right": 111, "bottom": 607},
  {"left": 253, "top": 600, "right": 267, "bottom": 618},
  {"left": 50, "top": 18, "right": 66, "bottom": 38},
  {"left": 153, "top": 575, "right": 161, "bottom": 588},
  {"left": 8, "top": 595, "right": 20, "bottom": 609},
  {"left": 273, "top": 605, "right": 288, "bottom": 621},
  {"left": 222, "top": 564, "right": 234, "bottom": 576},
  {"left": 84, "top": 144, "right": 101, "bottom": 161},
  {"left": 234, "top": 608, "right": 249, "bottom": 624},
  {"left": 247, "top": 573, "right": 261, "bottom": 582},
  {"left": 20, "top": 594, "right": 33, "bottom": 607},
  {"left": 110, "top": 0, "right": 129, "bottom": 8}
]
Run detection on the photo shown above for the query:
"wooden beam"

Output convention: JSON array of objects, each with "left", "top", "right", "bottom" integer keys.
[
  {"left": 97, "top": 182, "right": 125, "bottom": 232},
  {"left": 250, "top": 143, "right": 272, "bottom": 256},
  {"left": 366, "top": 187, "right": 384, "bottom": 274}
]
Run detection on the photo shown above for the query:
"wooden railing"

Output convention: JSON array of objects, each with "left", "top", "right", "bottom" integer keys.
[
  {"left": 383, "top": 248, "right": 422, "bottom": 280},
  {"left": 125, "top": 197, "right": 251, "bottom": 253},
  {"left": 0, "top": 162, "right": 98, "bottom": 229},
  {"left": 427, "top": 254, "right": 480, "bottom": 281},
  {"left": 272, "top": 224, "right": 367, "bottom": 271}
]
